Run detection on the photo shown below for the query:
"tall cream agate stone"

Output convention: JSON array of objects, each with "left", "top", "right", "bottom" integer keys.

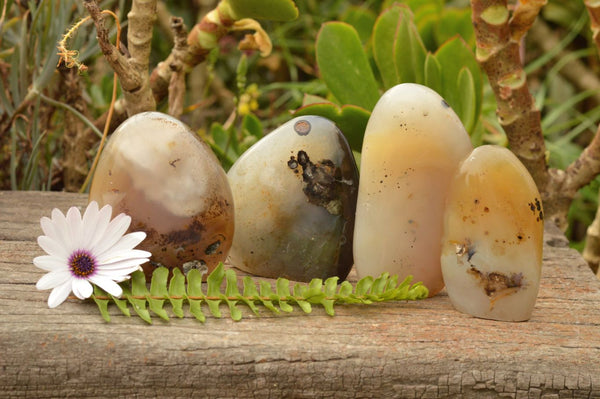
[
  {"left": 89, "top": 112, "right": 234, "bottom": 278},
  {"left": 354, "top": 83, "right": 473, "bottom": 296},
  {"left": 441, "top": 145, "right": 544, "bottom": 321},
  {"left": 227, "top": 116, "right": 359, "bottom": 282}
]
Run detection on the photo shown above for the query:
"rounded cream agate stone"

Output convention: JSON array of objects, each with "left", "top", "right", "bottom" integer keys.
[
  {"left": 354, "top": 83, "right": 473, "bottom": 296},
  {"left": 89, "top": 112, "right": 234, "bottom": 278},
  {"left": 441, "top": 145, "right": 543, "bottom": 321},
  {"left": 227, "top": 116, "right": 359, "bottom": 282}
]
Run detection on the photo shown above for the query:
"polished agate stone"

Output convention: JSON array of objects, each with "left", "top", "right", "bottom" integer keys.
[
  {"left": 441, "top": 145, "right": 543, "bottom": 321},
  {"left": 89, "top": 112, "right": 234, "bottom": 278},
  {"left": 354, "top": 83, "right": 473, "bottom": 296},
  {"left": 227, "top": 116, "right": 358, "bottom": 282}
]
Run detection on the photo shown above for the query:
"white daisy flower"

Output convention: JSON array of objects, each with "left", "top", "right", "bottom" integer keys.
[{"left": 33, "top": 201, "right": 151, "bottom": 308}]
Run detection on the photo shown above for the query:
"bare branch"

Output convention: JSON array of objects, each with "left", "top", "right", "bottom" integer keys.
[
  {"left": 509, "top": 0, "right": 547, "bottom": 42},
  {"left": 123, "top": 0, "right": 157, "bottom": 114},
  {"left": 83, "top": 0, "right": 156, "bottom": 115},
  {"left": 82, "top": 0, "right": 140, "bottom": 92},
  {"left": 470, "top": 0, "right": 549, "bottom": 189},
  {"left": 168, "top": 17, "right": 189, "bottom": 118},
  {"left": 150, "top": 2, "right": 235, "bottom": 102}
]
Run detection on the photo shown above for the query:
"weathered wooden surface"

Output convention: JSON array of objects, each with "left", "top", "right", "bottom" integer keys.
[{"left": 1, "top": 190, "right": 599, "bottom": 398}]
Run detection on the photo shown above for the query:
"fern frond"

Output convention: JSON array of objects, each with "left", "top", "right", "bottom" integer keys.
[{"left": 90, "top": 263, "right": 429, "bottom": 324}]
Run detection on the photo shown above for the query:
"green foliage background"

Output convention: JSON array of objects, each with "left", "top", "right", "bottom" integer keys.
[{"left": 0, "top": 0, "right": 598, "bottom": 249}]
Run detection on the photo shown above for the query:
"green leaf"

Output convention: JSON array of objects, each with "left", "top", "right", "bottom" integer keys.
[
  {"left": 127, "top": 271, "right": 152, "bottom": 324},
  {"left": 169, "top": 269, "right": 186, "bottom": 318},
  {"left": 148, "top": 268, "right": 169, "bottom": 321},
  {"left": 355, "top": 276, "right": 373, "bottom": 297},
  {"left": 228, "top": 0, "right": 299, "bottom": 21},
  {"left": 324, "top": 277, "right": 339, "bottom": 297},
  {"left": 434, "top": 36, "right": 482, "bottom": 134},
  {"left": 112, "top": 296, "right": 131, "bottom": 317},
  {"left": 372, "top": 6, "right": 401, "bottom": 88},
  {"left": 393, "top": 7, "right": 427, "bottom": 85},
  {"left": 322, "top": 299, "right": 335, "bottom": 316},
  {"left": 276, "top": 278, "right": 294, "bottom": 313},
  {"left": 240, "top": 277, "right": 261, "bottom": 316},
  {"left": 434, "top": 8, "right": 475, "bottom": 48},
  {"left": 424, "top": 53, "right": 442, "bottom": 95},
  {"left": 293, "top": 101, "right": 370, "bottom": 152},
  {"left": 412, "top": 2, "right": 442, "bottom": 51},
  {"left": 316, "top": 22, "right": 380, "bottom": 110},
  {"left": 209, "top": 122, "right": 237, "bottom": 170},
  {"left": 187, "top": 268, "right": 206, "bottom": 323},
  {"left": 276, "top": 278, "right": 291, "bottom": 297},
  {"left": 371, "top": 273, "right": 390, "bottom": 296},
  {"left": 337, "top": 281, "right": 353, "bottom": 297},
  {"left": 92, "top": 286, "right": 111, "bottom": 322},
  {"left": 342, "top": 6, "right": 377, "bottom": 44},
  {"left": 207, "top": 263, "right": 225, "bottom": 298},
  {"left": 456, "top": 67, "right": 477, "bottom": 134},
  {"left": 241, "top": 113, "right": 263, "bottom": 139},
  {"left": 292, "top": 283, "right": 312, "bottom": 313},
  {"left": 304, "top": 278, "right": 325, "bottom": 303},
  {"left": 224, "top": 269, "right": 243, "bottom": 321},
  {"left": 259, "top": 281, "right": 279, "bottom": 314},
  {"left": 206, "top": 264, "right": 225, "bottom": 317}
]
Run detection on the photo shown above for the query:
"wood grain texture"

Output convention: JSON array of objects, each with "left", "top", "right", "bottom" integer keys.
[{"left": 1, "top": 191, "right": 599, "bottom": 398}]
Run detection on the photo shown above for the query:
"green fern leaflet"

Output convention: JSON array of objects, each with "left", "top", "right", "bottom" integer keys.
[{"left": 91, "top": 263, "right": 429, "bottom": 324}]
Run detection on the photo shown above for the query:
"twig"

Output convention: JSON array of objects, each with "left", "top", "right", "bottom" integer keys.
[
  {"left": 83, "top": 0, "right": 156, "bottom": 115},
  {"left": 167, "top": 16, "right": 189, "bottom": 118}
]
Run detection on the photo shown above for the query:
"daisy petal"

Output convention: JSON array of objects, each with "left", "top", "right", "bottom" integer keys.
[
  {"left": 40, "top": 216, "right": 58, "bottom": 240},
  {"left": 80, "top": 201, "right": 99, "bottom": 248},
  {"left": 88, "top": 275, "right": 123, "bottom": 297},
  {"left": 97, "top": 267, "right": 143, "bottom": 280},
  {"left": 97, "top": 247, "right": 151, "bottom": 265},
  {"left": 109, "top": 272, "right": 140, "bottom": 283},
  {"left": 87, "top": 203, "right": 113, "bottom": 251},
  {"left": 72, "top": 278, "right": 93, "bottom": 300},
  {"left": 36, "top": 270, "right": 71, "bottom": 290},
  {"left": 66, "top": 206, "right": 84, "bottom": 249},
  {"left": 101, "top": 232, "right": 147, "bottom": 257},
  {"left": 37, "top": 236, "right": 69, "bottom": 259},
  {"left": 47, "top": 280, "right": 73, "bottom": 308},
  {"left": 33, "top": 255, "right": 67, "bottom": 272},
  {"left": 98, "top": 257, "right": 149, "bottom": 271},
  {"left": 93, "top": 213, "right": 132, "bottom": 257},
  {"left": 122, "top": 231, "right": 147, "bottom": 248},
  {"left": 50, "top": 208, "right": 74, "bottom": 251}
]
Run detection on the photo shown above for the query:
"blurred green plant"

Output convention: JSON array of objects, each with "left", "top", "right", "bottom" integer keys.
[
  {"left": 294, "top": 4, "right": 483, "bottom": 152},
  {"left": 0, "top": 1, "right": 70, "bottom": 190},
  {"left": 1, "top": 0, "right": 600, "bottom": 256}
]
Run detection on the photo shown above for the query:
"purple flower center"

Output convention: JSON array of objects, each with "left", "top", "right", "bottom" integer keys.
[{"left": 69, "top": 250, "right": 96, "bottom": 278}]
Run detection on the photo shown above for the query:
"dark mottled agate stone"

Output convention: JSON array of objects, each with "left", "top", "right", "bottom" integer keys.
[{"left": 227, "top": 116, "right": 358, "bottom": 282}]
